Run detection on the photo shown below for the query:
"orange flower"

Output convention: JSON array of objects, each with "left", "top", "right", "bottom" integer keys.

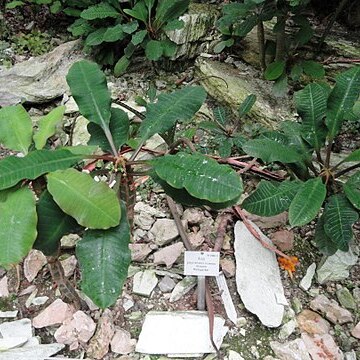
[{"left": 278, "top": 256, "right": 299, "bottom": 278}]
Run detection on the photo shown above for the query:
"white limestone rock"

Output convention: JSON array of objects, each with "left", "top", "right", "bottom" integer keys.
[{"left": 234, "top": 221, "right": 288, "bottom": 328}]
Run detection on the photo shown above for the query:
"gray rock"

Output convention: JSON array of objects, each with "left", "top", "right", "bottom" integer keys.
[
  {"left": 158, "top": 276, "right": 177, "bottom": 293},
  {"left": 72, "top": 115, "right": 90, "bottom": 146},
  {"left": 299, "top": 263, "right": 316, "bottom": 291},
  {"left": 301, "top": 333, "right": 344, "bottom": 360},
  {"left": 169, "top": 276, "right": 197, "bottom": 303},
  {"left": 0, "top": 40, "right": 83, "bottom": 106},
  {"left": 310, "top": 294, "right": 353, "bottom": 324},
  {"left": 0, "top": 311, "right": 18, "bottom": 318},
  {"left": 153, "top": 242, "right": 185, "bottom": 268},
  {"left": 0, "top": 337, "right": 28, "bottom": 351},
  {"left": 234, "top": 221, "right": 288, "bottom": 328},
  {"left": 134, "top": 202, "right": 166, "bottom": 231},
  {"left": 336, "top": 287, "right": 356, "bottom": 310},
  {"left": 111, "top": 328, "right": 136, "bottom": 355},
  {"left": 165, "top": 3, "right": 220, "bottom": 59},
  {"left": 130, "top": 243, "right": 154, "bottom": 262},
  {"left": 0, "top": 343, "right": 65, "bottom": 360},
  {"left": 0, "top": 318, "right": 32, "bottom": 339},
  {"left": 344, "top": 350, "right": 357, "bottom": 360},
  {"left": 270, "top": 339, "right": 311, "bottom": 360},
  {"left": 133, "top": 270, "right": 158, "bottom": 297},
  {"left": 279, "top": 320, "right": 297, "bottom": 340},
  {"left": 195, "top": 57, "right": 294, "bottom": 127},
  {"left": 149, "top": 219, "right": 180, "bottom": 246},
  {"left": 317, "top": 248, "right": 358, "bottom": 284}
]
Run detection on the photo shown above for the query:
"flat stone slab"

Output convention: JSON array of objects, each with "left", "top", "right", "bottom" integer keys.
[
  {"left": 136, "top": 311, "right": 228, "bottom": 355},
  {"left": 234, "top": 221, "right": 288, "bottom": 328},
  {"left": 0, "top": 343, "right": 64, "bottom": 360},
  {"left": 0, "top": 40, "right": 83, "bottom": 106},
  {"left": 133, "top": 270, "right": 158, "bottom": 297}
]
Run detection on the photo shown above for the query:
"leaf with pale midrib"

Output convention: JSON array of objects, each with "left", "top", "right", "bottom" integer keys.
[{"left": 76, "top": 202, "right": 131, "bottom": 308}]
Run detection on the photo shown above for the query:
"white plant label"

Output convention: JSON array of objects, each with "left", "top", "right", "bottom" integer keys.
[{"left": 184, "top": 251, "right": 220, "bottom": 276}]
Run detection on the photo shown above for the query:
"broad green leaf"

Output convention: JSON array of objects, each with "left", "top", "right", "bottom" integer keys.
[
  {"left": 80, "top": 3, "right": 119, "bottom": 19},
  {"left": 151, "top": 152, "right": 242, "bottom": 203},
  {"left": 47, "top": 169, "right": 120, "bottom": 229},
  {"left": 280, "top": 121, "right": 312, "bottom": 162},
  {"left": 145, "top": 40, "right": 164, "bottom": 61},
  {"left": 68, "top": 18, "right": 93, "bottom": 37},
  {"left": 33, "top": 106, "right": 65, "bottom": 150},
  {"left": 213, "top": 39, "right": 234, "bottom": 54},
  {"left": 314, "top": 214, "right": 338, "bottom": 256},
  {"left": 295, "top": 83, "right": 327, "bottom": 150},
  {"left": 161, "top": 39, "right": 177, "bottom": 57},
  {"left": 124, "top": 1, "right": 148, "bottom": 23},
  {"left": 154, "top": 0, "right": 190, "bottom": 27},
  {"left": 67, "top": 60, "right": 112, "bottom": 135},
  {"left": 0, "top": 149, "right": 82, "bottom": 190},
  {"left": 218, "top": 138, "right": 232, "bottom": 157},
  {"left": 302, "top": 60, "right": 324, "bottom": 78},
  {"left": 294, "top": 21, "right": 313, "bottom": 45},
  {"left": 61, "top": 145, "right": 98, "bottom": 155},
  {"left": 85, "top": 28, "right": 107, "bottom": 46},
  {"left": 88, "top": 108, "right": 129, "bottom": 152},
  {"left": 242, "top": 138, "right": 302, "bottom": 163},
  {"left": 242, "top": 180, "right": 300, "bottom": 216},
  {"left": 233, "top": 15, "right": 258, "bottom": 37},
  {"left": 0, "top": 187, "right": 37, "bottom": 268},
  {"left": 5, "top": 1, "right": 24, "bottom": 9},
  {"left": 163, "top": 19, "right": 184, "bottom": 31},
  {"left": 0, "top": 104, "right": 33, "bottom": 154},
  {"left": 64, "top": 7, "right": 82, "bottom": 17},
  {"left": 323, "top": 194, "right": 358, "bottom": 251},
  {"left": 344, "top": 171, "right": 360, "bottom": 209},
  {"left": 342, "top": 149, "right": 360, "bottom": 163},
  {"left": 290, "top": 63, "right": 303, "bottom": 81},
  {"left": 50, "top": 1, "right": 62, "bottom": 13},
  {"left": 122, "top": 21, "right": 139, "bottom": 34},
  {"left": 76, "top": 202, "right": 131, "bottom": 308},
  {"left": 213, "top": 107, "right": 230, "bottom": 127},
  {"left": 34, "top": 191, "right": 80, "bottom": 256},
  {"left": 264, "top": 60, "right": 286, "bottom": 81},
  {"left": 139, "top": 86, "right": 206, "bottom": 141},
  {"left": 289, "top": 177, "right": 326, "bottom": 227},
  {"left": 326, "top": 66, "right": 360, "bottom": 138},
  {"left": 131, "top": 29, "right": 147, "bottom": 45},
  {"left": 114, "top": 56, "right": 131, "bottom": 77},
  {"left": 151, "top": 172, "right": 238, "bottom": 209},
  {"left": 103, "top": 24, "right": 125, "bottom": 42},
  {"left": 238, "top": 94, "right": 256, "bottom": 117},
  {"left": 144, "top": 0, "right": 155, "bottom": 11}
]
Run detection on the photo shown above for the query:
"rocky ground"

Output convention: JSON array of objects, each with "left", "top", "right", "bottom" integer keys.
[{"left": 0, "top": 4, "right": 360, "bottom": 360}]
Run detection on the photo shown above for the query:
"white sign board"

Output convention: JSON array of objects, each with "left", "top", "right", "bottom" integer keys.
[{"left": 184, "top": 251, "right": 220, "bottom": 276}]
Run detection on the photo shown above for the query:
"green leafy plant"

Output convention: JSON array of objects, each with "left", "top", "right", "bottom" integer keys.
[
  {"left": 0, "top": 59, "right": 243, "bottom": 308},
  {"left": 241, "top": 66, "right": 360, "bottom": 255},
  {"left": 11, "top": 30, "right": 55, "bottom": 56},
  {"left": 63, "top": 0, "right": 189, "bottom": 73},
  {"left": 216, "top": 0, "right": 324, "bottom": 92},
  {"left": 198, "top": 95, "right": 256, "bottom": 157},
  {"left": 5, "top": 0, "right": 62, "bottom": 16}
]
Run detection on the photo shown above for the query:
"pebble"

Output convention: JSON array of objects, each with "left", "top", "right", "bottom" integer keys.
[
  {"left": 158, "top": 276, "right": 176, "bottom": 293},
  {"left": 169, "top": 276, "right": 196, "bottom": 303},
  {"left": 299, "top": 263, "right": 316, "bottom": 291},
  {"left": 133, "top": 270, "right": 158, "bottom": 297},
  {"left": 336, "top": 287, "right": 356, "bottom": 310},
  {"left": 297, "top": 309, "right": 330, "bottom": 335},
  {"left": 149, "top": 219, "right": 180, "bottom": 246}
]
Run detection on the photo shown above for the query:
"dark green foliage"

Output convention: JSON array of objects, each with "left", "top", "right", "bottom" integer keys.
[{"left": 242, "top": 66, "right": 360, "bottom": 255}]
